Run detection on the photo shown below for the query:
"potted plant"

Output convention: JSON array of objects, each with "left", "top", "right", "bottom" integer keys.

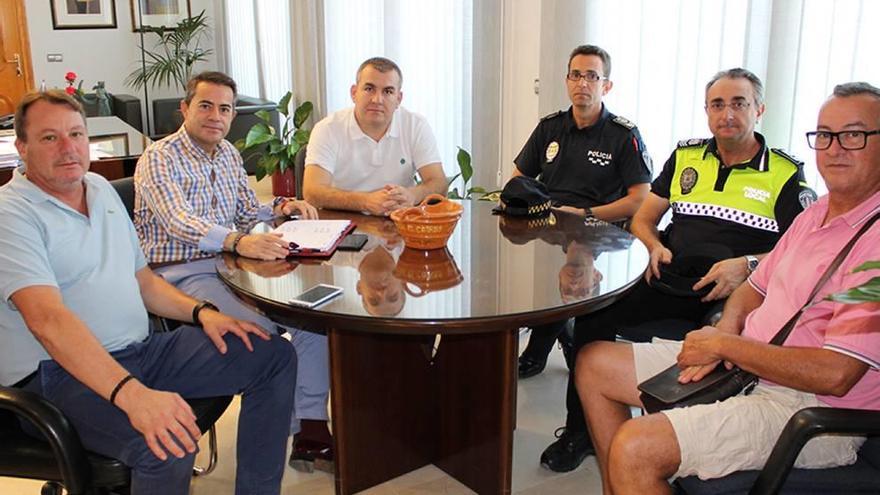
[
  {"left": 235, "top": 91, "right": 312, "bottom": 197},
  {"left": 447, "top": 147, "right": 500, "bottom": 201},
  {"left": 124, "top": 10, "right": 212, "bottom": 135}
]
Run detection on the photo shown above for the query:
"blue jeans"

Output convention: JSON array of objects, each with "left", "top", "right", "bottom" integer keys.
[
  {"left": 158, "top": 259, "right": 330, "bottom": 434},
  {"left": 23, "top": 326, "right": 296, "bottom": 495}
]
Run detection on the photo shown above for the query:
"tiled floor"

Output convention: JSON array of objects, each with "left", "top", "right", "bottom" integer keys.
[{"left": 1, "top": 337, "right": 604, "bottom": 494}]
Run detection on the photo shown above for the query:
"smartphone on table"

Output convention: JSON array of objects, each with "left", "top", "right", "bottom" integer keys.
[{"left": 288, "top": 284, "right": 344, "bottom": 308}]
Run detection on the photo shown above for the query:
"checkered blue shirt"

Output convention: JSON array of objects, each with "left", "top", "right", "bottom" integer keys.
[{"left": 134, "top": 126, "right": 273, "bottom": 264}]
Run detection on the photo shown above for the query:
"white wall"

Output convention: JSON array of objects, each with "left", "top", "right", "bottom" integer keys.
[{"left": 23, "top": 0, "right": 221, "bottom": 120}]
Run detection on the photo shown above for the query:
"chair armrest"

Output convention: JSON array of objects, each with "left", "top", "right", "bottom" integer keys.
[
  {"left": 0, "top": 385, "right": 92, "bottom": 493},
  {"left": 750, "top": 407, "right": 880, "bottom": 495}
]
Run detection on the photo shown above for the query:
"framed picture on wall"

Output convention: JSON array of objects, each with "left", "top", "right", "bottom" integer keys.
[
  {"left": 51, "top": 0, "right": 118, "bottom": 30},
  {"left": 130, "top": 0, "right": 192, "bottom": 31}
]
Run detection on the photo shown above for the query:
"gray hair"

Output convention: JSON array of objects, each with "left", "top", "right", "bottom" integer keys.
[
  {"left": 705, "top": 68, "right": 764, "bottom": 106},
  {"left": 356, "top": 57, "right": 403, "bottom": 89},
  {"left": 832, "top": 82, "right": 880, "bottom": 100},
  {"left": 568, "top": 45, "right": 612, "bottom": 78}
]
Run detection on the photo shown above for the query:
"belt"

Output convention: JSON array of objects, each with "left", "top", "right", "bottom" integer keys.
[{"left": 149, "top": 255, "right": 215, "bottom": 270}]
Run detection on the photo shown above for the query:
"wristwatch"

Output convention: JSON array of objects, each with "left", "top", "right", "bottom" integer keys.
[
  {"left": 583, "top": 207, "right": 595, "bottom": 218},
  {"left": 192, "top": 300, "right": 219, "bottom": 326},
  {"left": 745, "top": 255, "right": 759, "bottom": 274}
]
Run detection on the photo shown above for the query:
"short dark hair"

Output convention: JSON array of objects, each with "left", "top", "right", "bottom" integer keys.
[
  {"left": 568, "top": 45, "right": 612, "bottom": 78},
  {"left": 184, "top": 71, "right": 238, "bottom": 104},
  {"left": 356, "top": 57, "right": 403, "bottom": 89},
  {"left": 705, "top": 68, "right": 764, "bottom": 106},
  {"left": 832, "top": 81, "right": 880, "bottom": 100},
  {"left": 14, "top": 90, "right": 86, "bottom": 142}
]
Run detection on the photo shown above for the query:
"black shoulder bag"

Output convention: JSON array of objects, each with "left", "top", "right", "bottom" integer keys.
[{"left": 638, "top": 210, "right": 880, "bottom": 414}]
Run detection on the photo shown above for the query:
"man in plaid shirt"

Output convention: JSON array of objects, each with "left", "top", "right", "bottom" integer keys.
[{"left": 134, "top": 71, "right": 335, "bottom": 473}]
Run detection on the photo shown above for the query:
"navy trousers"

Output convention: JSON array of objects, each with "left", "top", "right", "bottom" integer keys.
[{"left": 24, "top": 326, "right": 296, "bottom": 495}]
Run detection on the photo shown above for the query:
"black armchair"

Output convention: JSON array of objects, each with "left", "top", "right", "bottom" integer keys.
[
  {"left": 228, "top": 96, "right": 281, "bottom": 176},
  {"left": 0, "top": 385, "right": 230, "bottom": 495},
  {"left": 675, "top": 407, "right": 880, "bottom": 494}
]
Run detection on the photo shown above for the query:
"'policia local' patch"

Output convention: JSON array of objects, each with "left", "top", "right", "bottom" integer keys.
[{"left": 680, "top": 167, "right": 698, "bottom": 194}]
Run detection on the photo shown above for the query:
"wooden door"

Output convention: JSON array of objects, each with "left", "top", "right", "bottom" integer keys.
[{"left": 0, "top": 0, "right": 34, "bottom": 115}]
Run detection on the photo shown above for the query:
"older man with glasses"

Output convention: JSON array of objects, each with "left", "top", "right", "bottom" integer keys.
[{"left": 577, "top": 80, "right": 880, "bottom": 495}]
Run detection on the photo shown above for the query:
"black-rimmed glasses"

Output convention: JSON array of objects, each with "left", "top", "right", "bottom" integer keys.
[
  {"left": 806, "top": 130, "right": 880, "bottom": 150},
  {"left": 566, "top": 71, "right": 606, "bottom": 83}
]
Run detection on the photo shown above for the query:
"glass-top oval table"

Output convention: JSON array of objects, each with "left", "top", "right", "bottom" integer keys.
[{"left": 217, "top": 201, "right": 648, "bottom": 495}]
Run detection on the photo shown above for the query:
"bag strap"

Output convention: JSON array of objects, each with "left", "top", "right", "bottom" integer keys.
[{"left": 769, "top": 209, "right": 880, "bottom": 346}]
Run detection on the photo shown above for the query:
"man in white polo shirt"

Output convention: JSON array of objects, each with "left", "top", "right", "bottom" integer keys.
[{"left": 302, "top": 57, "right": 447, "bottom": 214}]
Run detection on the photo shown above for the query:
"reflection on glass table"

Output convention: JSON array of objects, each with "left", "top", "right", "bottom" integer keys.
[{"left": 216, "top": 202, "right": 648, "bottom": 495}]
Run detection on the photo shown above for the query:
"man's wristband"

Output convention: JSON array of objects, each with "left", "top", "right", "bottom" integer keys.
[
  {"left": 230, "top": 233, "right": 246, "bottom": 254},
  {"left": 110, "top": 374, "right": 135, "bottom": 405},
  {"left": 584, "top": 207, "right": 595, "bottom": 218},
  {"left": 192, "top": 300, "right": 219, "bottom": 326}
]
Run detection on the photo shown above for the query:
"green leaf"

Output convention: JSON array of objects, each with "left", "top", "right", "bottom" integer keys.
[
  {"left": 448, "top": 188, "right": 462, "bottom": 200},
  {"left": 457, "top": 147, "right": 472, "bottom": 187},
  {"left": 255, "top": 166, "right": 267, "bottom": 182},
  {"left": 278, "top": 155, "right": 289, "bottom": 173},
  {"left": 268, "top": 141, "right": 285, "bottom": 154},
  {"left": 244, "top": 123, "right": 274, "bottom": 148},
  {"left": 255, "top": 109, "right": 273, "bottom": 124},
  {"left": 233, "top": 138, "right": 245, "bottom": 151},
  {"left": 256, "top": 153, "right": 280, "bottom": 178},
  {"left": 826, "top": 275, "right": 880, "bottom": 304},
  {"left": 277, "top": 92, "right": 293, "bottom": 117},
  {"left": 480, "top": 191, "right": 502, "bottom": 202},
  {"left": 293, "top": 101, "right": 313, "bottom": 128},
  {"left": 287, "top": 142, "right": 302, "bottom": 158},
  {"left": 468, "top": 186, "right": 487, "bottom": 194},
  {"left": 293, "top": 128, "right": 310, "bottom": 146},
  {"left": 853, "top": 261, "right": 880, "bottom": 273}
]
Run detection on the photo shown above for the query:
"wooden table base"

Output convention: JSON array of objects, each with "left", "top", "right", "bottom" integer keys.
[{"left": 328, "top": 329, "right": 517, "bottom": 494}]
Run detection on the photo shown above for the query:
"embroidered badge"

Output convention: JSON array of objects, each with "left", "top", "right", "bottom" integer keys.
[
  {"left": 587, "top": 150, "right": 612, "bottom": 167},
  {"left": 680, "top": 167, "right": 698, "bottom": 194},
  {"left": 798, "top": 189, "right": 817, "bottom": 209},
  {"left": 546, "top": 141, "right": 559, "bottom": 162}
]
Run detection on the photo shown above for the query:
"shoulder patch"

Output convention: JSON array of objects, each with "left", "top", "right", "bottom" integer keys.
[
  {"left": 611, "top": 115, "right": 635, "bottom": 130},
  {"left": 540, "top": 110, "right": 564, "bottom": 122},
  {"left": 771, "top": 148, "right": 804, "bottom": 166},
  {"left": 677, "top": 138, "right": 707, "bottom": 148}
]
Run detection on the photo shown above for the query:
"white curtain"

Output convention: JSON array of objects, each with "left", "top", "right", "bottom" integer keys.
[{"left": 223, "top": 0, "right": 292, "bottom": 104}]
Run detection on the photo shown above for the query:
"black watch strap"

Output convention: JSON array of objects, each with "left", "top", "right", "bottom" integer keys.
[{"left": 192, "top": 300, "right": 219, "bottom": 326}]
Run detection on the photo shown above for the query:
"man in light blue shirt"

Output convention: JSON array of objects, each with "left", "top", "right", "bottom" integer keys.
[{"left": 0, "top": 89, "right": 296, "bottom": 495}]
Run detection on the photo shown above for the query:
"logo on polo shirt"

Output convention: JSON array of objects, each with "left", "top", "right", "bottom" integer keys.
[
  {"left": 587, "top": 150, "right": 612, "bottom": 167},
  {"left": 743, "top": 186, "right": 771, "bottom": 203}
]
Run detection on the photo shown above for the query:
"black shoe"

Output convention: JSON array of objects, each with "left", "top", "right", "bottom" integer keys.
[
  {"left": 540, "top": 427, "right": 594, "bottom": 472},
  {"left": 518, "top": 355, "right": 547, "bottom": 379},
  {"left": 289, "top": 436, "right": 334, "bottom": 473}
]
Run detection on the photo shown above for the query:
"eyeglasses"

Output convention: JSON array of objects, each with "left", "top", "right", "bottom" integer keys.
[
  {"left": 806, "top": 130, "right": 880, "bottom": 150},
  {"left": 566, "top": 71, "right": 606, "bottom": 83},
  {"left": 706, "top": 101, "right": 751, "bottom": 113}
]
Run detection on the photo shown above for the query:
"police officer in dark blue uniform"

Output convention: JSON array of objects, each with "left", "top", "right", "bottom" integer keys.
[{"left": 509, "top": 44, "right": 652, "bottom": 473}]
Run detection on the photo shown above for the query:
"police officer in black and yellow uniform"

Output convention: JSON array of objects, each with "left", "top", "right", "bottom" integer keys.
[
  {"left": 508, "top": 45, "right": 652, "bottom": 473},
  {"left": 556, "top": 69, "right": 815, "bottom": 475}
]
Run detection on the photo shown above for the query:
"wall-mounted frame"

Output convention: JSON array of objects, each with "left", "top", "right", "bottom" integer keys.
[
  {"left": 130, "top": 0, "right": 191, "bottom": 31},
  {"left": 51, "top": 0, "right": 118, "bottom": 30}
]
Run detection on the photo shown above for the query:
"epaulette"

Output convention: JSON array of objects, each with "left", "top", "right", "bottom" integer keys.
[
  {"left": 540, "top": 110, "right": 564, "bottom": 122},
  {"left": 611, "top": 115, "right": 636, "bottom": 130},
  {"left": 676, "top": 138, "right": 707, "bottom": 148},
  {"left": 771, "top": 148, "right": 804, "bottom": 166}
]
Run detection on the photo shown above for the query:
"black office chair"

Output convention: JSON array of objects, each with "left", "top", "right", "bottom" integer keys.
[
  {"left": 675, "top": 407, "right": 880, "bottom": 494},
  {"left": 0, "top": 385, "right": 230, "bottom": 495},
  {"left": 294, "top": 145, "right": 306, "bottom": 200},
  {"left": 108, "top": 176, "right": 229, "bottom": 477}
]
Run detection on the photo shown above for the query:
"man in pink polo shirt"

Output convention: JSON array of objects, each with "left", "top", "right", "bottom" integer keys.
[{"left": 575, "top": 81, "right": 880, "bottom": 494}]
